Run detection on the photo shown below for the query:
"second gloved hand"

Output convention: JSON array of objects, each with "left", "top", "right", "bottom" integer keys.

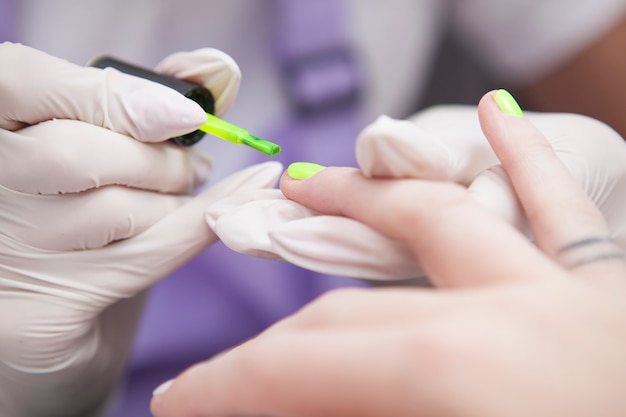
[{"left": 206, "top": 105, "right": 626, "bottom": 281}]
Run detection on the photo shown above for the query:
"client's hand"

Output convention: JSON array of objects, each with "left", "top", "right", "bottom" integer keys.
[{"left": 151, "top": 91, "right": 626, "bottom": 417}]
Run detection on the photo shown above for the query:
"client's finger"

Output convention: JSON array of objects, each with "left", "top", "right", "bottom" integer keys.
[
  {"left": 281, "top": 164, "right": 560, "bottom": 288},
  {"left": 151, "top": 318, "right": 442, "bottom": 417},
  {"left": 478, "top": 90, "right": 626, "bottom": 279}
]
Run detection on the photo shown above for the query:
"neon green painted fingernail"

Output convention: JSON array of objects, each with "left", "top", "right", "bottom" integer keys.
[
  {"left": 287, "top": 162, "right": 326, "bottom": 180},
  {"left": 494, "top": 89, "right": 524, "bottom": 117}
]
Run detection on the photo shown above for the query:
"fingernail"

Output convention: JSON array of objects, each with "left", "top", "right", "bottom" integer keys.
[
  {"left": 287, "top": 162, "right": 326, "bottom": 180},
  {"left": 152, "top": 379, "right": 175, "bottom": 397},
  {"left": 493, "top": 89, "right": 524, "bottom": 117}
]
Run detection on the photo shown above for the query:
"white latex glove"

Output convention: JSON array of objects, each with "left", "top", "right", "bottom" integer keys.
[
  {"left": 155, "top": 48, "right": 240, "bottom": 118},
  {"left": 0, "top": 43, "right": 282, "bottom": 417},
  {"left": 206, "top": 105, "right": 626, "bottom": 281}
]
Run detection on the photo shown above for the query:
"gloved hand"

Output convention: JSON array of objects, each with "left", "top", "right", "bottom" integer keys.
[
  {"left": 155, "top": 48, "right": 240, "bottom": 118},
  {"left": 206, "top": 105, "right": 626, "bottom": 281},
  {"left": 0, "top": 43, "right": 283, "bottom": 417}
]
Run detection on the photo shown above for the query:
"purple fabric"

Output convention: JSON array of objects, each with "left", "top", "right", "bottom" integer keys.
[
  {"left": 107, "top": 2, "right": 369, "bottom": 416},
  {"left": 272, "top": 0, "right": 349, "bottom": 62},
  {"left": 0, "top": 0, "right": 16, "bottom": 42},
  {"left": 273, "top": 0, "right": 362, "bottom": 115}
]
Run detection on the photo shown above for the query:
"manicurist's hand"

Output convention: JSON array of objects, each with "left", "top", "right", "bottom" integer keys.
[
  {"left": 151, "top": 91, "right": 626, "bottom": 417},
  {"left": 0, "top": 43, "right": 282, "bottom": 417}
]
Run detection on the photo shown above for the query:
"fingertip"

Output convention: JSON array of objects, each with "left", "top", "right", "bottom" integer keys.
[
  {"left": 281, "top": 165, "right": 360, "bottom": 215},
  {"left": 121, "top": 77, "right": 208, "bottom": 142},
  {"left": 149, "top": 359, "right": 231, "bottom": 417},
  {"left": 155, "top": 48, "right": 242, "bottom": 117},
  {"left": 280, "top": 162, "right": 327, "bottom": 199},
  {"left": 150, "top": 379, "right": 175, "bottom": 417},
  {"left": 477, "top": 89, "right": 527, "bottom": 154}
]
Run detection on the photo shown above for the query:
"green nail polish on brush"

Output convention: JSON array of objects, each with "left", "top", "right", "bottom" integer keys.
[
  {"left": 199, "top": 113, "right": 281, "bottom": 156},
  {"left": 494, "top": 89, "right": 524, "bottom": 117},
  {"left": 287, "top": 162, "right": 326, "bottom": 179}
]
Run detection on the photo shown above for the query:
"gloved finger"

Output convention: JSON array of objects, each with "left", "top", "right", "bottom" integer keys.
[
  {"left": 155, "top": 48, "right": 241, "bottom": 117},
  {"left": 207, "top": 188, "right": 422, "bottom": 279},
  {"left": 478, "top": 90, "right": 626, "bottom": 280},
  {"left": 356, "top": 110, "right": 499, "bottom": 184},
  {"left": 281, "top": 167, "right": 559, "bottom": 288},
  {"left": 0, "top": 43, "right": 206, "bottom": 141},
  {"left": 355, "top": 115, "right": 455, "bottom": 180},
  {"left": 206, "top": 188, "right": 317, "bottom": 261},
  {"left": 270, "top": 216, "right": 421, "bottom": 280},
  {"left": 0, "top": 183, "right": 189, "bottom": 251},
  {"left": 44, "top": 161, "right": 284, "bottom": 299},
  {"left": 0, "top": 119, "right": 213, "bottom": 194}
]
